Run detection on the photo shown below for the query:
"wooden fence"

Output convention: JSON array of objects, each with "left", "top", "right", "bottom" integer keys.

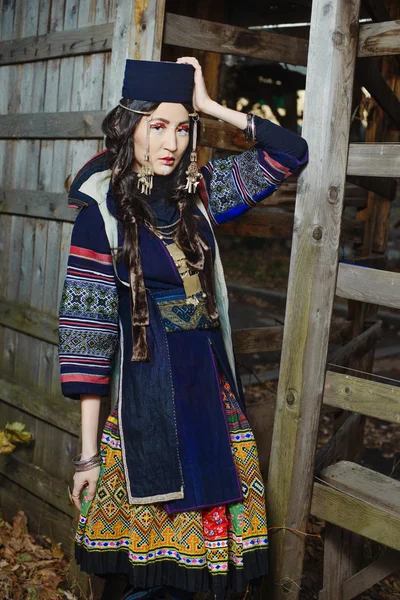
[{"left": 0, "top": 1, "right": 400, "bottom": 598}]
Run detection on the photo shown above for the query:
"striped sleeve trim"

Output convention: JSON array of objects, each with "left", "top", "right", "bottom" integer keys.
[{"left": 70, "top": 245, "right": 113, "bottom": 264}]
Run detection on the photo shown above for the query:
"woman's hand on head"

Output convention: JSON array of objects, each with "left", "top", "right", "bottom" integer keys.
[
  {"left": 176, "top": 57, "right": 213, "bottom": 113},
  {"left": 71, "top": 465, "right": 101, "bottom": 511}
]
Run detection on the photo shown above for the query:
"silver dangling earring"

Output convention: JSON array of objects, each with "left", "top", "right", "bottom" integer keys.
[
  {"left": 185, "top": 112, "right": 202, "bottom": 194},
  {"left": 137, "top": 118, "right": 154, "bottom": 195}
]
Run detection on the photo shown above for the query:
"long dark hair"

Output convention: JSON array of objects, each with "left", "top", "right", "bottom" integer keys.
[{"left": 102, "top": 98, "right": 218, "bottom": 361}]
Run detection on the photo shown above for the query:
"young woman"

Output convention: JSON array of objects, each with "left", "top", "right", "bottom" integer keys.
[{"left": 59, "top": 57, "right": 308, "bottom": 600}]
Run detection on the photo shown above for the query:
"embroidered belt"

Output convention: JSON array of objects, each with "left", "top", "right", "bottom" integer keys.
[{"left": 154, "top": 291, "right": 220, "bottom": 333}]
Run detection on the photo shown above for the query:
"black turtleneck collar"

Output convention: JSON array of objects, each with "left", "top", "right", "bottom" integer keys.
[{"left": 106, "top": 171, "right": 179, "bottom": 218}]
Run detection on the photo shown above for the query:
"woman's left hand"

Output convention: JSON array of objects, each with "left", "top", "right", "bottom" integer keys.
[{"left": 176, "top": 57, "right": 212, "bottom": 113}]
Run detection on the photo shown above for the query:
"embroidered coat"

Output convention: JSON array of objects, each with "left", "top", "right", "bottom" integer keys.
[{"left": 58, "top": 118, "right": 308, "bottom": 511}]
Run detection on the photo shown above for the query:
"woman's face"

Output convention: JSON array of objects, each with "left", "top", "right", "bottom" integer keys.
[{"left": 133, "top": 102, "right": 190, "bottom": 176}]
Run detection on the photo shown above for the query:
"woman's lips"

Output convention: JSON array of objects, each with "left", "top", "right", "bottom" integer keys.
[{"left": 160, "top": 157, "right": 175, "bottom": 164}]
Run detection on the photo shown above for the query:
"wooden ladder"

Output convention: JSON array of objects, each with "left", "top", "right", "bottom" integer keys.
[{"left": 266, "top": 1, "right": 400, "bottom": 598}]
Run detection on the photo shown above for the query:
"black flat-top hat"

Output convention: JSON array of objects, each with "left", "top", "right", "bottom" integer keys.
[{"left": 122, "top": 59, "right": 195, "bottom": 104}]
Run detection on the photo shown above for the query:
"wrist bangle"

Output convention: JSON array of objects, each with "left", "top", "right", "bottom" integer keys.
[
  {"left": 245, "top": 113, "right": 256, "bottom": 143},
  {"left": 74, "top": 460, "right": 101, "bottom": 472},
  {"left": 72, "top": 452, "right": 101, "bottom": 472}
]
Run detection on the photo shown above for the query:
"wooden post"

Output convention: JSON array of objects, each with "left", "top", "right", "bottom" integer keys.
[
  {"left": 106, "top": 0, "right": 166, "bottom": 109},
  {"left": 266, "top": 1, "right": 361, "bottom": 598}
]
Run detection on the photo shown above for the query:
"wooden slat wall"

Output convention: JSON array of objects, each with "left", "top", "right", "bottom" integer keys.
[{"left": 0, "top": 0, "right": 115, "bottom": 551}]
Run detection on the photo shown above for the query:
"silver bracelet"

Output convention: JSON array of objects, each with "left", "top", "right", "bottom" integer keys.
[
  {"left": 74, "top": 459, "right": 101, "bottom": 472},
  {"left": 72, "top": 452, "right": 101, "bottom": 472},
  {"left": 245, "top": 113, "right": 256, "bottom": 143}
]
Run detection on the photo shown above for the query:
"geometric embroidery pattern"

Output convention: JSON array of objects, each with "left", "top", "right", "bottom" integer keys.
[
  {"left": 156, "top": 295, "right": 220, "bottom": 333},
  {"left": 208, "top": 147, "right": 269, "bottom": 215},
  {"left": 60, "top": 280, "right": 119, "bottom": 322},
  {"left": 76, "top": 372, "right": 268, "bottom": 578},
  {"left": 59, "top": 328, "right": 118, "bottom": 359}
]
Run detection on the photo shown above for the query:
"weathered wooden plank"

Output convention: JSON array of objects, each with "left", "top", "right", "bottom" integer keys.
[
  {"left": 0, "top": 22, "right": 113, "bottom": 66},
  {"left": 0, "top": 297, "right": 57, "bottom": 344},
  {"left": 343, "top": 549, "right": 400, "bottom": 600},
  {"left": 336, "top": 262, "right": 400, "bottom": 309},
  {"left": 0, "top": 474, "right": 73, "bottom": 556},
  {"left": 0, "top": 375, "right": 79, "bottom": 436},
  {"left": 355, "top": 58, "right": 400, "bottom": 129},
  {"left": 221, "top": 209, "right": 294, "bottom": 239},
  {"left": 232, "top": 326, "right": 283, "bottom": 354},
  {"left": 0, "top": 451, "right": 74, "bottom": 517},
  {"left": 0, "top": 110, "right": 106, "bottom": 139},
  {"left": 0, "top": 187, "right": 70, "bottom": 222},
  {"left": 323, "top": 370, "right": 400, "bottom": 424},
  {"left": 0, "top": 0, "right": 17, "bottom": 380},
  {"left": 358, "top": 20, "right": 400, "bottom": 58},
  {"left": 347, "top": 143, "right": 400, "bottom": 177},
  {"left": 106, "top": 0, "right": 166, "bottom": 109},
  {"left": 319, "top": 461, "right": 400, "bottom": 514},
  {"left": 312, "top": 479, "right": 400, "bottom": 551},
  {"left": 266, "top": 1, "right": 362, "bottom": 597},
  {"left": 320, "top": 524, "right": 362, "bottom": 600},
  {"left": 164, "top": 13, "right": 309, "bottom": 67}
]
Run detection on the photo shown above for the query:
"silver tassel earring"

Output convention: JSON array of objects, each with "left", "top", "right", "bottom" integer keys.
[
  {"left": 185, "top": 112, "right": 202, "bottom": 194},
  {"left": 137, "top": 118, "right": 154, "bottom": 195}
]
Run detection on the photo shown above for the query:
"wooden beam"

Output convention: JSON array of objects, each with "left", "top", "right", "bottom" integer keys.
[
  {"left": 232, "top": 326, "right": 283, "bottom": 354},
  {"left": 0, "top": 13, "right": 396, "bottom": 76},
  {"left": 355, "top": 58, "right": 400, "bottom": 129},
  {"left": 346, "top": 175, "right": 397, "bottom": 201},
  {"left": 312, "top": 479, "right": 400, "bottom": 552},
  {"left": 336, "top": 262, "right": 400, "bottom": 309},
  {"left": 1, "top": 112, "right": 398, "bottom": 182},
  {"left": 0, "top": 22, "right": 113, "bottom": 66},
  {"left": 199, "top": 117, "right": 250, "bottom": 152},
  {"left": 347, "top": 143, "right": 400, "bottom": 177},
  {"left": 0, "top": 298, "right": 58, "bottom": 345},
  {"left": 358, "top": 20, "right": 400, "bottom": 58},
  {"left": 0, "top": 452, "right": 74, "bottom": 517},
  {"left": 323, "top": 370, "right": 400, "bottom": 424},
  {"left": 266, "top": 1, "right": 362, "bottom": 597},
  {"left": 317, "top": 460, "right": 400, "bottom": 517},
  {"left": 163, "top": 13, "right": 309, "bottom": 67},
  {"left": 0, "top": 376, "right": 79, "bottom": 436},
  {"left": 220, "top": 209, "right": 293, "bottom": 239},
  {"left": 327, "top": 320, "right": 382, "bottom": 369},
  {"left": 343, "top": 549, "right": 400, "bottom": 600},
  {"left": 0, "top": 111, "right": 106, "bottom": 139},
  {"left": 0, "top": 111, "right": 249, "bottom": 150},
  {"left": 0, "top": 189, "right": 73, "bottom": 222}
]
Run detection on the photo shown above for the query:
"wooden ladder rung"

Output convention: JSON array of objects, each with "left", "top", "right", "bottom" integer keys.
[
  {"left": 336, "top": 262, "right": 400, "bottom": 309},
  {"left": 312, "top": 461, "right": 400, "bottom": 551},
  {"left": 347, "top": 143, "right": 400, "bottom": 177},
  {"left": 232, "top": 326, "right": 283, "bottom": 354},
  {"left": 323, "top": 370, "right": 400, "bottom": 424}
]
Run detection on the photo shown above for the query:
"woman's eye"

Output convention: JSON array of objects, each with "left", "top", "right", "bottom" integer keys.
[
  {"left": 150, "top": 123, "right": 165, "bottom": 134},
  {"left": 177, "top": 128, "right": 189, "bottom": 136}
]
